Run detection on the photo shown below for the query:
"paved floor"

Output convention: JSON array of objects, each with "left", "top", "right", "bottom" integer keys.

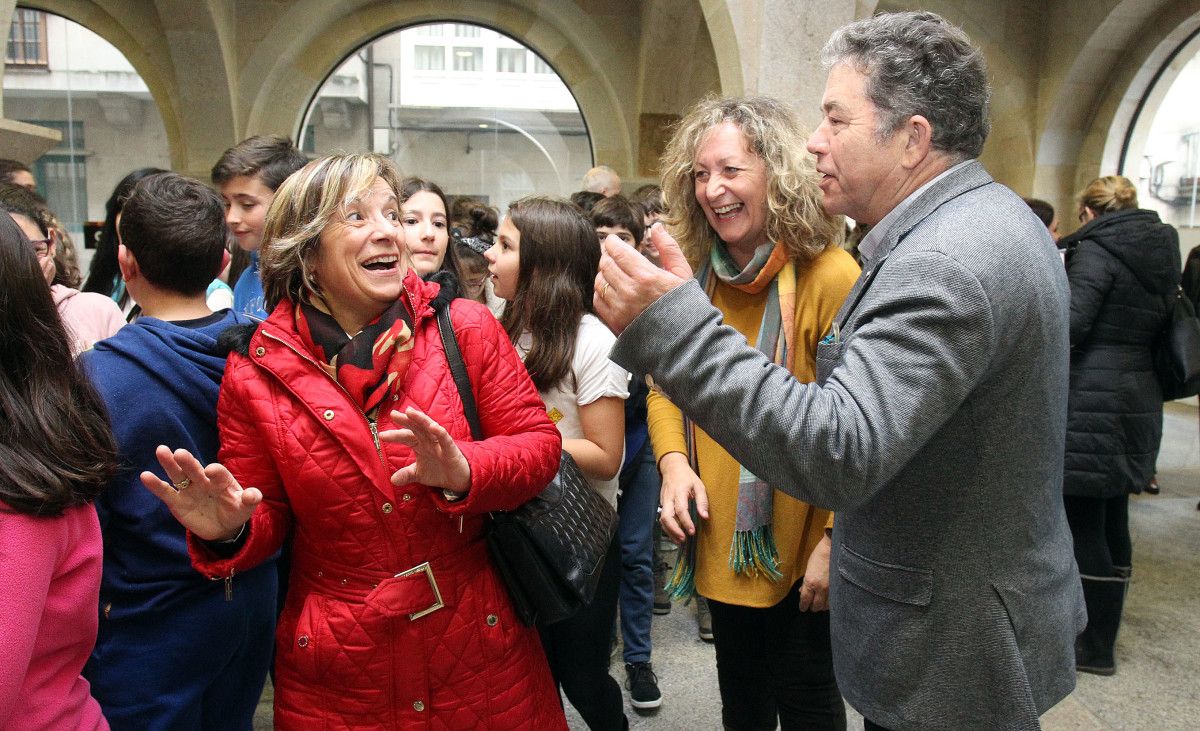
[{"left": 256, "top": 403, "right": 1200, "bottom": 730}]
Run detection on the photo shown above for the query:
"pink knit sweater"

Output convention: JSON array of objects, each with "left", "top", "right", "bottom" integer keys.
[{"left": 0, "top": 502, "right": 107, "bottom": 730}]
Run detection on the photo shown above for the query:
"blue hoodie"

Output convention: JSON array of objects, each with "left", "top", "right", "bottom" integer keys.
[{"left": 81, "top": 311, "right": 276, "bottom": 619}]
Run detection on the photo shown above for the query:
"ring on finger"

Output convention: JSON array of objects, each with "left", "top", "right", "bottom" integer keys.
[
  {"left": 173, "top": 477, "right": 192, "bottom": 491},
  {"left": 601, "top": 281, "right": 611, "bottom": 298}
]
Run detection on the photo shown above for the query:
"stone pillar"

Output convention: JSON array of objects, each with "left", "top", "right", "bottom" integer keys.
[{"left": 726, "top": 0, "right": 859, "bottom": 129}]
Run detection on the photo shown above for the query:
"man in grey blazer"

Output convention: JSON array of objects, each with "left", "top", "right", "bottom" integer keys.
[{"left": 593, "top": 11, "right": 1086, "bottom": 731}]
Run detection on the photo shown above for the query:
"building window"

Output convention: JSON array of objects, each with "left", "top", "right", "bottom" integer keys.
[
  {"left": 414, "top": 45, "right": 445, "bottom": 71},
  {"left": 415, "top": 25, "right": 443, "bottom": 37},
  {"left": 6, "top": 8, "right": 48, "bottom": 67},
  {"left": 533, "top": 56, "right": 553, "bottom": 74},
  {"left": 453, "top": 24, "right": 480, "bottom": 38},
  {"left": 452, "top": 46, "right": 481, "bottom": 72},
  {"left": 497, "top": 48, "right": 526, "bottom": 74}
]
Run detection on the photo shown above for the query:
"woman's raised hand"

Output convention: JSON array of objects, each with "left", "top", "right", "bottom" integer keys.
[
  {"left": 381, "top": 407, "right": 471, "bottom": 495},
  {"left": 658, "top": 451, "right": 710, "bottom": 544},
  {"left": 140, "top": 445, "right": 261, "bottom": 541}
]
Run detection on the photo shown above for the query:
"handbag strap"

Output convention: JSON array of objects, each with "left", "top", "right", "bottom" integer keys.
[{"left": 435, "top": 304, "right": 484, "bottom": 441}]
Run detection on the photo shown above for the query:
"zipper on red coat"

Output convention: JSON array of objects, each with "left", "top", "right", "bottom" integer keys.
[
  {"left": 211, "top": 568, "right": 235, "bottom": 601},
  {"left": 263, "top": 332, "right": 389, "bottom": 474}
]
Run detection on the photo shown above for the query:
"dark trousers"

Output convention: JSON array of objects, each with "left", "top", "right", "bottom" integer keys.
[
  {"left": 1063, "top": 494, "right": 1131, "bottom": 577},
  {"left": 707, "top": 581, "right": 845, "bottom": 731},
  {"left": 863, "top": 720, "right": 892, "bottom": 731},
  {"left": 617, "top": 441, "right": 658, "bottom": 664},
  {"left": 539, "top": 534, "right": 626, "bottom": 731}
]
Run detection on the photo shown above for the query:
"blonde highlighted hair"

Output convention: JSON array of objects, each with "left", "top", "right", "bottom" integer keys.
[
  {"left": 260, "top": 153, "right": 403, "bottom": 310},
  {"left": 658, "top": 95, "right": 842, "bottom": 267},
  {"left": 1077, "top": 175, "right": 1138, "bottom": 216}
]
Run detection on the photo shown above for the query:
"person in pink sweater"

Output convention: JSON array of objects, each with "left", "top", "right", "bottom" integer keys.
[
  {"left": 0, "top": 184, "right": 124, "bottom": 356},
  {"left": 0, "top": 210, "right": 118, "bottom": 730}
]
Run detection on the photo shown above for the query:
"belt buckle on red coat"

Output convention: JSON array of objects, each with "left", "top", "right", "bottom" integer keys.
[{"left": 364, "top": 561, "right": 445, "bottom": 620}]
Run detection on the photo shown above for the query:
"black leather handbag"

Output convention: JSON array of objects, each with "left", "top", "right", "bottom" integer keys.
[
  {"left": 436, "top": 306, "right": 618, "bottom": 626},
  {"left": 1154, "top": 286, "right": 1200, "bottom": 400}
]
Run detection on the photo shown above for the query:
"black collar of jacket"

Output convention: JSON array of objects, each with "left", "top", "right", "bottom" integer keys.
[{"left": 218, "top": 270, "right": 460, "bottom": 357}]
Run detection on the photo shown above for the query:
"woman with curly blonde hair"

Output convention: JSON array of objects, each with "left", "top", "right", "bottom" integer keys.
[{"left": 648, "top": 95, "right": 857, "bottom": 730}]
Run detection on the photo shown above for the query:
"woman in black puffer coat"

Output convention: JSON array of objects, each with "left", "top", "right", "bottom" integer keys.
[{"left": 1061, "top": 175, "right": 1180, "bottom": 677}]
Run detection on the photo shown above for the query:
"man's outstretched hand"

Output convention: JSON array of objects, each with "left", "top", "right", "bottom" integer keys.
[{"left": 593, "top": 223, "right": 692, "bottom": 334}]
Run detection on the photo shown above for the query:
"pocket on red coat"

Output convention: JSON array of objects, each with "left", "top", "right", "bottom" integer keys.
[{"left": 288, "top": 591, "right": 326, "bottom": 682}]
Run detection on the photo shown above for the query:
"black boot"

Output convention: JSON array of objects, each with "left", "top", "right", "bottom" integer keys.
[{"left": 1075, "top": 575, "right": 1127, "bottom": 675}]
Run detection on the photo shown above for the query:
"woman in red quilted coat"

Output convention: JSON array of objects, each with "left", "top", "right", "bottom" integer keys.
[{"left": 141, "top": 154, "right": 568, "bottom": 730}]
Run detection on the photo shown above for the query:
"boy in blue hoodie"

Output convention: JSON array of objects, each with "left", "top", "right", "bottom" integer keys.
[{"left": 81, "top": 172, "right": 276, "bottom": 730}]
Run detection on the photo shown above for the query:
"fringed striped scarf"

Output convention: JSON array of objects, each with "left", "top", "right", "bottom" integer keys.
[{"left": 666, "top": 241, "right": 795, "bottom": 599}]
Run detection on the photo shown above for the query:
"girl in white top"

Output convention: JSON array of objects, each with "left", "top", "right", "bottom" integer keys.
[
  {"left": 485, "top": 196, "right": 630, "bottom": 502},
  {"left": 485, "top": 195, "right": 630, "bottom": 731}
]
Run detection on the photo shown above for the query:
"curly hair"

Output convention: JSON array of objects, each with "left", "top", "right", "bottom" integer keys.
[
  {"left": 658, "top": 95, "right": 842, "bottom": 268},
  {"left": 821, "top": 11, "right": 990, "bottom": 159},
  {"left": 259, "top": 153, "right": 404, "bottom": 310}
]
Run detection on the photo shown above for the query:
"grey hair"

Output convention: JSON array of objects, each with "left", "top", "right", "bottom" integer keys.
[{"left": 821, "top": 11, "right": 991, "bottom": 160}]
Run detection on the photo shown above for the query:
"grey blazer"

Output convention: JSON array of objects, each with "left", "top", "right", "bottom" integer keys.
[{"left": 611, "top": 161, "right": 1086, "bottom": 730}]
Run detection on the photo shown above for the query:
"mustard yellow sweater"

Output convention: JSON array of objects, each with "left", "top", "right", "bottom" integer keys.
[{"left": 647, "top": 246, "right": 859, "bottom": 607}]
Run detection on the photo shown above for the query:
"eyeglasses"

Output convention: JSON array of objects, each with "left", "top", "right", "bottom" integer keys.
[{"left": 29, "top": 236, "right": 52, "bottom": 257}]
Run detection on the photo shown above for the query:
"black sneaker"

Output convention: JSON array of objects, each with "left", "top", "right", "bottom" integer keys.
[{"left": 625, "top": 661, "right": 663, "bottom": 711}]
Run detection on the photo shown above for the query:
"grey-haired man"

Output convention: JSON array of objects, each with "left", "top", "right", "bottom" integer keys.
[{"left": 593, "top": 11, "right": 1085, "bottom": 731}]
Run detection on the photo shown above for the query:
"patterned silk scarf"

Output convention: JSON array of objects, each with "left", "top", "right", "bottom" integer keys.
[
  {"left": 667, "top": 240, "right": 795, "bottom": 599},
  {"left": 294, "top": 299, "right": 415, "bottom": 416}
]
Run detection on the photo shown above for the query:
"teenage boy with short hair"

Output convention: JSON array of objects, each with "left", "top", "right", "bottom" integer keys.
[
  {"left": 591, "top": 195, "right": 665, "bottom": 713},
  {"left": 211, "top": 135, "right": 308, "bottom": 320},
  {"left": 81, "top": 172, "right": 277, "bottom": 729}
]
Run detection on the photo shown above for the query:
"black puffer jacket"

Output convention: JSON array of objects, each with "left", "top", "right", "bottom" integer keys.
[{"left": 1062, "top": 208, "right": 1180, "bottom": 498}]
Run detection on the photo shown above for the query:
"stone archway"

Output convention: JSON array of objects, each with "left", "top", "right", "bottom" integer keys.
[
  {"left": 239, "top": 0, "right": 647, "bottom": 180},
  {"left": 1032, "top": 0, "right": 1200, "bottom": 229}
]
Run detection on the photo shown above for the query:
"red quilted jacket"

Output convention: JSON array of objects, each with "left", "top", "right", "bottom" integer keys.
[{"left": 189, "top": 272, "right": 567, "bottom": 730}]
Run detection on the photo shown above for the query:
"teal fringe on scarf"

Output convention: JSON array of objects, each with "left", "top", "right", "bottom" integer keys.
[
  {"left": 728, "top": 524, "right": 784, "bottom": 581},
  {"left": 664, "top": 501, "right": 699, "bottom": 601}
]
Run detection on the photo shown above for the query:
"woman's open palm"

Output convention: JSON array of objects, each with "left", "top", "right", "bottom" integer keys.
[{"left": 140, "top": 445, "right": 261, "bottom": 541}]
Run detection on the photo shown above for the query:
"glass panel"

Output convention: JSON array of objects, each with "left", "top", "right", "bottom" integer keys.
[
  {"left": 1123, "top": 49, "right": 1200, "bottom": 229},
  {"left": 454, "top": 24, "right": 481, "bottom": 38},
  {"left": 3, "top": 10, "right": 171, "bottom": 274},
  {"left": 301, "top": 22, "right": 591, "bottom": 211}
]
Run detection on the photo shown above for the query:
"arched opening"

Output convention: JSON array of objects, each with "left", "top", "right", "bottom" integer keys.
[
  {"left": 298, "top": 21, "right": 592, "bottom": 210},
  {"left": 1119, "top": 27, "right": 1200, "bottom": 234},
  {"left": 3, "top": 6, "right": 171, "bottom": 260}
]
